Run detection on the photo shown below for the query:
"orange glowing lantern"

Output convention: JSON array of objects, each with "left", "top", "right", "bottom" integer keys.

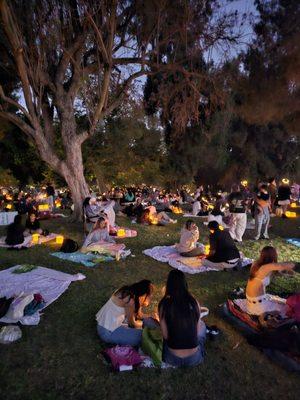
[
  {"left": 204, "top": 245, "right": 210, "bottom": 255},
  {"left": 286, "top": 211, "right": 297, "bottom": 218},
  {"left": 291, "top": 203, "right": 297, "bottom": 208},
  {"left": 56, "top": 235, "right": 64, "bottom": 244},
  {"left": 117, "top": 229, "right": 126, "bottom": 237},
  {"left": 6, "top": 204, "right": 12, "bottom": 210},
  {"left": 149, "top": 215, "right": 159, "bottom": 225},
  {"left": 32, "top": 233, "right": 40, "bottom": 244},
  {"left": 171, "top": 206, "right": 183, "bottom": 214}
]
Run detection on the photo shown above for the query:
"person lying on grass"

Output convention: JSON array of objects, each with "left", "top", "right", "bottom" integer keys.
[
  {"left": 246, "top": 246, "right": 296, "bottom": 316},
  {"left": 96, "top": 280, "right": 154, "bottom": 346},
  {"left": 159, "top": 270, "right": 206, "bottom": 367},
  {"left": 176, "top": 220, "right": 204, "bottom": 257}
]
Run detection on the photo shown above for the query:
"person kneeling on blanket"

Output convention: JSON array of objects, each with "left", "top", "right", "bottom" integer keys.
[
  {"left": 246, "top": 246, "right": 296, "bottom": 316},
  {"left": 159, "top": 270, "right": 206, "bottom": 367},
  {"left": 96, "top": 280, "right": 155, "bottom": 346},
  {"left": 202, "top": 221, "right": 241, "bottom": 270},
  {"left": 176, "top": 220, "right": 203, "bottom": 257}
]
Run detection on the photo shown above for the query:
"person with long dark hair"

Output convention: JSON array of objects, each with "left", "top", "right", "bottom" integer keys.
[
  {"left": 246, "top": 246, "right": 296, "bottom": 315},
  {"left": 158, "top": 270, "right": 206, "bottom": 367},
  {"left": 96, "top": 280, "right": 154, "bottom": 346},
  {"left": 202, "top": 221, "right": 240, "bottom": 270}
]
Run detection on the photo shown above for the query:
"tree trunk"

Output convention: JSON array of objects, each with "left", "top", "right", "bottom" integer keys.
[{"left": 62, "top": 139, "right": 90, "bottom": 221}]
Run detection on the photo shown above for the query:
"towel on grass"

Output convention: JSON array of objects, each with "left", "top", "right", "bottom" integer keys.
[
  {"left": 143, "top": 245, "right": 252, "bottom": 274},
  {"left": 0, "top": 265, "right": 85, "bottom": 325},
  {"left": 286, "top": 238, "right": 300, "bottom": 248}
]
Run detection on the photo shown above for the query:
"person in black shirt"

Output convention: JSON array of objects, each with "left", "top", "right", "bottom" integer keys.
[
  {"left": 158, "top": 270, "right": 206, "bottom": 367},
  {"left": 25, "top": 212, "right": 42, "bottom": 234},
  {"left": 277, "top": 179, "right": 291, "bottom": 217},
  {"left": 5, "top": 215, "right": 25, "bottom": 246},
  {"left": 227, "top": 184, "right": 247, "bottom": 243},
  {"left": 202, "top": 221, "right": 241, "bottom": 270}
]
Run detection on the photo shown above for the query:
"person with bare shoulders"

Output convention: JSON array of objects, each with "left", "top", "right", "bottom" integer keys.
[
  {"left": 246, "top": 246, "right": 296, "bottom": 315},
  {"left": 96, "top": 280, "right": 154, "bottom": 346}
]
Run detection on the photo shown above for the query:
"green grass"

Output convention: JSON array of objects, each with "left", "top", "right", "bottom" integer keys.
[{"left": 0, "top": 215, "right": 299, "bottom": 400}]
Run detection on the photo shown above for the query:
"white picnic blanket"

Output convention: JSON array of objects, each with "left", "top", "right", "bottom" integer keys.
[
  {"left": 0, "top": 233, "right": 58, "bottom": 248},
  {"left": 143, "top": 245, "right": 252, "bottom": 274},
  {"left": 0, "top": 266, "right": 85, "bottom": 325},
  {"left": 183, "top": 214, "right": 207, "bottom": 218}
]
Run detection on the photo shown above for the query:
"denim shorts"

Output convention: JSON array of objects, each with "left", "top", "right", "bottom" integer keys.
[{"left": 163, "top": 338, "right": 205, "bottom": 367}]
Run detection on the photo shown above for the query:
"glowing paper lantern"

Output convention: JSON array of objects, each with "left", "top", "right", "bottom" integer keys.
[
  {"left": 117, "top": 229, "right": 126, "bottom": 237},
  {"left": 6, "top": 204, "right": 12, "bottom": 209},
  {"left": 286, "top": 211, "right": 297, "bottom": 218},
  {"left": 282, "top": 178, "right": 289, "bottom": 184},
  {"left": 38, "top": 204, "right": 49, "bottom": 211},
  {"left": 241, "top": 180, "right": 248, "bottom": 187},
  {"left": 205, "top": 245, "right": 210, "bottom": 255},
  {"left": 56, "top": 235, "right": 64, "bottom": 244},
  {"left": 171, "top": 206, "right": 183, "bottom": 214},
  {"left": 291, "top": 203, "right": 297, "bottom": 208},
  {"left": 32, "top": 233, "right": 40, "bottom": 244}
]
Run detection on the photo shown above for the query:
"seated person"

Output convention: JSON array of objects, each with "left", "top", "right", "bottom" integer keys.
[
  {"left": 25, "top": 212, "right": 43, "bottom": 234},
  {"left": 82, "top": 217, "right": 115, "bottom": 248},
  {"left": 202, "top": 221, "right": 240, "bottom": 270},
  {"left": 246, "top": 246, "right": 296, "bottom": 316},
  {"left": 5, "top": 215, "right": 26, "bottom": 246},
  {"left": 123, "top": 189, "right": 135, "bottom": 203},
  {"left": 83, "top": 195, "right": 102, "bottom": 223},
  {"left": 176, "top": 220, "right": 203, "bottom": 257},
  {"left": 159, "top": 270, "right": 206, "bottom": 367},
  {"left": 96, "top": 280, "right": 154, "bottom": 346},
  {"left": 192, "top": 197, "right": 201, "bottom": 216}
]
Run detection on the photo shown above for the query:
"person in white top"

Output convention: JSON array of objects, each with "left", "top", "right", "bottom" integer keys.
[
  {"left": 176, "top": 220, "right": 204, "bottom": 257},
  {"left": 246, "top": 246, "right": 296, "bottom": 315},
  {"left": 96, "top": 280, "right": 154, "bottom": 346}
]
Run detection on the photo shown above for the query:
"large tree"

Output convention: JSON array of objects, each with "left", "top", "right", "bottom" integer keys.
[{"left": 0, "top": 0, "right": 240, "bottom": 218}]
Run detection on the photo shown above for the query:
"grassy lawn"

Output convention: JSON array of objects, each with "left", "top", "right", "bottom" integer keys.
[{"left": 0, "top": 215, "right": 299, "bottom": 400}]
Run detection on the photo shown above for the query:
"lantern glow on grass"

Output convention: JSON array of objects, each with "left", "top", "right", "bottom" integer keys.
[
  {"left": 117, "top": 229, "right": 126, "bottom": 237},
  {"left": 56, "top": 235, "right": 64, "bottom": 244},
  {"left": 285, "top": 211, "right": 297, "bottom": 218},
  {"left": 32, "top": 233, "right": 40, "bottom": 244}
]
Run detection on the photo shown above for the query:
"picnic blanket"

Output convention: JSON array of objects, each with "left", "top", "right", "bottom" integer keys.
[
  {"left": 0, "top": 233, "right": 59, "bottom": 248},
  {"left": 143, "top": 245, "right": 252, "bottom": 274},
  {"left": 51, "top": 248, "right": 131, "bottom": 267},
  {"left": 183, "top": 214, "right": 207, "bottom": 219},
  {"left": 286, "top": 238, "right": 300, "bottom": 248},
  {"left": 0, "top": 265, "right": 85, "bottom": 325}
]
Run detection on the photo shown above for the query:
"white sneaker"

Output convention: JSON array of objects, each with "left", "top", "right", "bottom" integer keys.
[
  {"left": 254, "top": 236, "right": 260, "bottom": 240},
  {"left": 263, "top": 235, "right": 269, "bottom": 239}
]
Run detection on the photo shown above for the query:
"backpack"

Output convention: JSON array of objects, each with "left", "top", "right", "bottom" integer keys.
[{"left": 60, "top": 238, "right": 79, "bottom": 253}]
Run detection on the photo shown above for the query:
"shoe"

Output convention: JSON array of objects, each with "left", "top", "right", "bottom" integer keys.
[
  {"left": 262, "top": 235, "right": 269, "bottom": 239},
  {"left": 254, "top": 236, "right": 260, "bottom": 241}
]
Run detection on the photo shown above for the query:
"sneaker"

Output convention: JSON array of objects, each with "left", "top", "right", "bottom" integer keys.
[
  {"left": 262, "top": 235, "right": 269, "bottom": 239},
  {"left": 254, "top": 236, "right": 260, "bottom": 240}
]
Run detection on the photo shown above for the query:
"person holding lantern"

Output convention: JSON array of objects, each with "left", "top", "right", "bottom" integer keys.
[{"left": 202, "top": 221, "right": 240, "bottom": 270}]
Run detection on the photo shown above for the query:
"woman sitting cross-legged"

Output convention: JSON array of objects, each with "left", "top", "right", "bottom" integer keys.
[
  {"left": 246, "top": 246, "right": 296, "bottom": 316},
  {"left": 96, "top": 280, "right": 154, "bottom": 346},
  {"left": 201, "top": 221, "right": 240, "bottom": 270},
  {"left": 81, "top": 217, "right": 125, "bottom": 257},
  {"left": 159, "top": 270, "right": 206, "bottom": 367},
  {"left": 176, "top": 220, "right": 204, "bottom": 257}
]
